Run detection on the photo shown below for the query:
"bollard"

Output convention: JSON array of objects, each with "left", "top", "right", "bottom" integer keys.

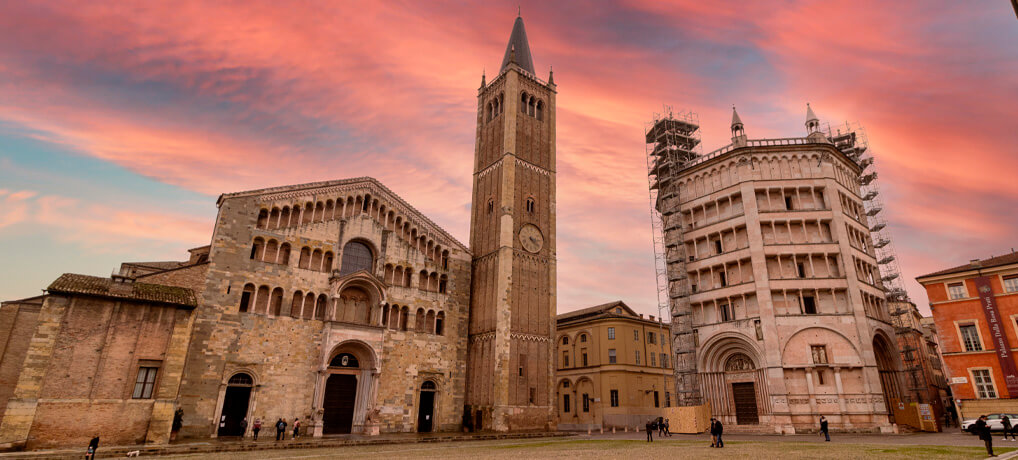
[
  {"left": 600, "top": 426, "right": 604, "bottom": 434},
  {"left": 612, "top": 426, "right": 616, "bottom": 434},
  {"left": 624, "top": 426, "right": 628, "bottom": 433},
  {"left": 587, "top": 427, "right": 591, "bottom": 435}
]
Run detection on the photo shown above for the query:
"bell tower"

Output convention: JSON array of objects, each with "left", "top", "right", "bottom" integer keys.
[{"left": 465, "top": 14, "right": 556, "bottom": 431}]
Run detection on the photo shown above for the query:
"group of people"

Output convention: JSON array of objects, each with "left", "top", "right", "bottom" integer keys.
[
  {"left": 971, "top": 414, "right": 1018, "bottom": 457},
  {"left": 643, "top": 418, "right": 672, "bottom": 441},
  {"left": 240, "top": 417, "right": 302, "bottom": 441}
]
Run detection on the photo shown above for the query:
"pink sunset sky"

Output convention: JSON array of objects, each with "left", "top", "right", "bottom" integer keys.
[{"left": 0, "top": 1, "right": 1015, "bottom": 316}]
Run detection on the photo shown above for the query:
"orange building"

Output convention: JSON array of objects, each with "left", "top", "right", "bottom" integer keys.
[{"left": 916, "top": 252, "right": 1018, "bottom": 420}]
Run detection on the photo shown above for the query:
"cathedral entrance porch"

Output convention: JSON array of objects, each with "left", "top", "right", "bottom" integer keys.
[{"left": 313, "top": 341, "right": 379, "bottom": 437}]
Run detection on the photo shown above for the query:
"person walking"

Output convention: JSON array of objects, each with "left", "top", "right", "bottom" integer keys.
[
  {"left": 275, "top": 418, "right": 287, "bottom": 441},
  {"left": 84, "top": 434, "right": 99, "bottom": 460},
  {"left": 712, "top": 418, "right": 724, "bottom": 448},
  {"left": 820, "top": 415, "right": 830, "bottom": 442},
  {"left": 252, "top": 418, "right": 262, "bottom": 441},
  {"left": 709, "top": 418, "right": 717, "bottom": 447},
  {"left": 646, "top": 420, "right": 654, "bottom": 442},
  {"left": 977, "top": 415, "right": 995, "bottom": 457},
  {"left": 664, "top": 418, "right": 671, "bottom": 437},
  {"left": 658, "top": 417, "right": 666, "bottom": 437},
  {"left": 292, "top": 417, "right": 301, "bottom": 440},
  {"left": 1004, "top": 415, "right": 1015, "bottom": 441},
  {"left": 240, "top": 417, "right": 248, "bottom": 438}
]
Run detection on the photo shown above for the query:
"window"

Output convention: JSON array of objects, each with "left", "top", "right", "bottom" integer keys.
[
  {"left": 608, "top": 349, "right": 617, "bottom": 364},
  {"left": 580, "top": 334, "right": 587, "bottom": 343},
  {"left": 519, "top": 354, "right": 527, "bottom": 377},
  {"left": 797, "top": 263, "right": 806, "bottom": 278},
  {"left": 713, "top": 239, "right": 723, "bottom": 255},
  {"left": 817, "top": 369, "right": 826, "bottom": 385},
  {"left": 948, "top": 282, "right": 967, "bottom": 300},
  {"left": 654, "top": 391, "right": 660, "bottom": 408},
  {"left": 648, "top": 332, "right": 656, "bottom": 344},
  {"left": 661, "top": 353, "right": 668, "bottom": 368},
  {"left": 811, "top": 345, "right": 828, "bottom": 364},
  {"left": 582, "top": 394, "right": 590, "bottom": 412},
  {"left": 960, "top": 324, "right": 982, "bottom": 351},
  {"left": 581, "top": 350, "right": 588, "bottom": 367},
  {"left": 719, "top": 271, "right": 727, "bottom": 287},
  {"left": 650, "top": 353, "right": 656, "bottom": 367},
  {"left": 487, "top": 199, "right": 494, "bottom": 214},
  {"left": 239, "top": 284, "right": 254, "bottom": 313},
  {"left": 562, "top": 336, "right": 569, "bottom": 345},
  {"left": 973, "top": 369, "right": 997, "bottom": 398},
  {"left": 610, "top": 389, "right": 619, "bottom": 407},
  {"left": 608, "top": 327, "right": 615, "bottom": 340},
  {"left": 526, "top": 197, "right": 535, "bottom": 214},
  {"left": 635, "top": 350, "right": 640, "bottom": 365},
  {"left": 132, "top": 366, "right": 159, "bottom": 399},
  {"left": 803, "top": 295, "right": 817, "bottom": 314},
  {"left": 563, "top": 394, "right": 571, "bottom": 412},
  {"left": 563, "top": 352, "right": 569, "bottom": 368},
  {"left": 634, "top": 329, "right": 639, "bottom": 341},
  {"left": 665, "top": 392, "right": 671, "bottom": 407},
  {"left": 720, "top": 303, "right": 732, "bottom": 322},
  {"left": 529, "top": 387, "right": 536, "bottom": 405},
  {"left": 562, "top": 380, "right": 570, "bottom": 388},
  {"left": 1004, "top": 275, "right": 1018, "bottom": 293},
  {"left": 339, "top": 241, "right": 373, "bottom": 276},
  {"left": 615, "top": 307, "right": 622, "bottom": 314},
  {"left": 785, "top": 196, "right": 793, "bottom": 210}
]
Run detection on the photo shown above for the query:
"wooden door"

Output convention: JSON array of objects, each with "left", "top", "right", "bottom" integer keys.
[{"left": 732, "top": 382, "right": 759, "bottom": 425}]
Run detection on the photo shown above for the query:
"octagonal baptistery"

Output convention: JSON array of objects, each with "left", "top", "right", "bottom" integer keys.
[
  {"left": 660, "top": 109, "right": 904, "bottom": 433},
  {"left": 176, "top": 177, "right": 471, "bottom": 438}
]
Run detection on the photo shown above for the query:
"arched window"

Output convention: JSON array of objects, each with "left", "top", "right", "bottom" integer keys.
[
  {"left": 279, "top": 243, "right": 291, "bottom": 265},
  {"left": 311, "top": 249, "right": 323, "bottom": 271},
  {"left": 521, "top": 92, "right": 528, "bottom": 113},
  {"left": 280, "top": 207, "right": 290, "bottom": 227},
  {"left": 269, "top": 288, "right": 283, "bottom": 316},
  {"left": 426, "top": 310, "right": 436, "bottom": 334},
  {"left": 536, "top": 100, "right": 544, "bottom": 121},
  {"left": 330, "top": 353, "right": 360, "bottom": 368},
  {"left": 255, "top": 285, "right": 269, "bottom": 314},
  {"left": 269, "top": 208, "right": 280, "bottom": 228},
  {"left": 298, "top": 247, "right": 311, "bottom": 269},
  {"left": 303, "top": 293, "right": 315, "bottom": 320},
  {"left": 439, "top": 275, "right": 448, "bottom": 294},
  {"left": 415, "top": 308, "right": 426, "bottom": 332},
  {"left": 250, "top": 237, "right": 265, "bottom": 260},
  {"left": 264, "top": 239, "right": 278, "bottom": 262},
  {"left": 239, "top": 283, "right": 255, "bottom": 313},
  {"left": 291, "top": 291, "right": 304, "bottom": 318},
  {"left": 528, "top": 96, "right": 536, "bottom": 116},
  {"left": 526, "top": 197, "right": 535, "bottom": 214},
  {"left": 322, "top": 251, "right": 334, "bottom": 272},
  {"left": 421, "top": 380, "right": 437, "bottom": 390},
  {"left": 418, "top": 270, "right": 428, "bottom": 290},
  {"left": 580, "top": 334, "right": 587, "bottom": 343},
  {"left": 435, "top": 311, "right": 445, "bottom": 336},
  {"left": 340, "top": 241, "right": 373, "bottom": 275},
  {"left": 562, "top": 336, "right": 569, "bottom": 345},
  {"left": 315, "top": 294, "right": 327, "bottom": 321},
  {"left": 487, "top": 199, "right": 494, "bottom": 214},
  {"left": 441, "top": 250, "right": 449, "bottom": 270},
  {"left": 256, "top": 209, "right": 268, "bottom": 229},
  {"left": 302, "top": 203, "right": 313, "bottom": 224},
  {"left": 228, "top": 373, "right": 253, "bottom": 386},
  {"left": 400, "top": 306, "right": 409, "bottom": 331}
]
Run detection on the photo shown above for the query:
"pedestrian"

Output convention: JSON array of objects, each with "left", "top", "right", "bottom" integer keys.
[
  {"left": 712, "top": 418, "right": 724, "bottom": 448},
  {"left": 292, "top": 417, "right": 301, "bottom": 440},
  {"left": 252, "top": 418, "right": 262, "bottom": 441},
  {"left": 819, "top": 415, "right": 830, "bottom": 442},
  {"left": 240, "top": 417, "right": 248, "bottom": 438},
  {"left": 658, "top": 417, "right": 666, "bottom": 437},
  {"left": 664, "top": 418, "right": 671, "bottom": 437},
  {"left": 84, "top": 434, "right": 99, "bottom": 460},
  {"left": 1004, "top": 414, "right": 1015, "bottom": 441},
  {"left": 709, "top": 418, "right": 717, "bottom": 447},
  {"left": 645, "top": 419, "right": 654, "bottom": 442},
  {"left": 943, "top": 411, "right": 952, "bottom": 429},
  {"left": 976, "top": 415, "right": 995, "bottom": 457},
  {"left": 275, "top": 418, "right": 288, "bottom": 441}
]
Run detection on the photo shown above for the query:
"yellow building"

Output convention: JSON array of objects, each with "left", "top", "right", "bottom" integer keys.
[{"left": 556, "top": 301, "right": 674, "bottom": 430}]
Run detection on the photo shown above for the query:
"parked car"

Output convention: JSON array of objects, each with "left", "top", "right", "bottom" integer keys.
[{"left": 961, "top": 413, "right": 1018, "bottom": 432}]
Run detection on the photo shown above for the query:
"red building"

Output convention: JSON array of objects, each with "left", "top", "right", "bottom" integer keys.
[{"left": 917, "top": 252, "right": 1018, "bottom": 421}]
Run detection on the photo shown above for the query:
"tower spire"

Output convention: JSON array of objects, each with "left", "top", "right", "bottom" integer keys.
[
  {"left": 499, "top": 15, "right": 535, "bottom": 74},
  {"left": 731, "top": 106, "right": 747, "bottom": 146},
  {"left": 805, "top": 103, "right": 820, "bottom": 135}
]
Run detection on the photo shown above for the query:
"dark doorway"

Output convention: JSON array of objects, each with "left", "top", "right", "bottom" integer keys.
[
  {"left": 218, "top": 374, "right": 253, "bottom": 437},
  {"left": 732, "top": 382, "right": 759, "bottom": 425},
  {"left": 323, "top": 374, "right": 358, "bottom": 434},
  {"left": 417, "top": 381, "right": 437, "bottom": 432}
]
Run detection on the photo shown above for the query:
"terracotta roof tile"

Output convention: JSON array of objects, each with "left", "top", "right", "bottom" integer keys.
[
  {"left": 917, "top": 251, "right": 1018, "bottom": 279},
  {"left": 47, "top": 273, "right": 197, "bottom": 307}
]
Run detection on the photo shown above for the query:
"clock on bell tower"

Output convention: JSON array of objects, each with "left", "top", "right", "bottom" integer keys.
[{"left": 464, "top": 14, "right": 557, "bottom": 432}]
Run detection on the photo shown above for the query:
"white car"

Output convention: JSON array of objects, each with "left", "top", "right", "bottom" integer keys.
[{"left": 961, "top": 413, "right": 1018, "bottom": 432}]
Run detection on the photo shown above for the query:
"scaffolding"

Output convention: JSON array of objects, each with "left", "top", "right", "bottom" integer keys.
[
  {"left": 824, "top": 122, "right": 927, "bottom": 403},
  {"left": 646, "top": 107, "right": 703, "bottom": 406}
]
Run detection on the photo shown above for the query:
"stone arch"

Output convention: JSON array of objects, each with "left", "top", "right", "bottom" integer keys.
[
  {"left": 699, "top": 331, "right": 763, "bottom": 372},
  {"left": 339, "top": 238, "right": 377, "bottom": 276},
  {"left": 780, "top": 326, "right": 863, "bottom": 367}
]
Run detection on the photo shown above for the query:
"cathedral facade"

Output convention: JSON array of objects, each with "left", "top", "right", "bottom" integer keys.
[{"left": 0, "top": 16, "right": 555, "bottom": 449}]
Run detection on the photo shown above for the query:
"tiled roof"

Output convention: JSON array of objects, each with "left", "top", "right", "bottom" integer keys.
[
  {"left": 557, "top": 300, "right": 640, "bottom": 323},
  {"left": 917, "top": 251, "right": 1018, "bottom": 279},
  {"left": 47, "top": 273, "right": 197, "bottom": 307}
]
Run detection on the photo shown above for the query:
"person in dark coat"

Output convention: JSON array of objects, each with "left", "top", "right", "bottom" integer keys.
[
  {"left": 976, "top": 415, "right": 995, "bottom": 456},
  {"left": 85, "top": 434, "right": 99, "bottom": 460},
  {"left": 664, "top": 418, "right": 671, "bottom": 436},
  {"left": 820, "top": 415, "right": 830, "bottom": 442},
  {"left": 1003, "top": 414, "right": 1014, "bottom": 441},
  {"left": 275, "top": 418, "right": 287, "bottom": 441},
  {"left": 711, "top": 418, "right": 724, "bottom": 448},
  {"left": 709, "top": 418, "right": 717, "bottom": 447},
  {"left": 240, "top": 417, "right": 248, "bottom": 438},
  {"left": 645, "top": 420, "right": 654, "bottom": 442},
  {"left": 252, "top": 418, "right": 262, "bottom": 441}
]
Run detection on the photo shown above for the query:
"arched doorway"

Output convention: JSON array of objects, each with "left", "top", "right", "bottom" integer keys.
[
  {"left": 873, "top": 333, "right": 902, "bottom": 422},
  {"left": 323, "top": 353, "right": 360, "bottom": 434},
  {"left": 417, "top": 380, "right": 437, "bottom": 432},
  {"left": 218, "top": 373, "right": 253, "bottom": 436},
  {"left": 725, "top": 353, "right": 758, "bottom": 425}
]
